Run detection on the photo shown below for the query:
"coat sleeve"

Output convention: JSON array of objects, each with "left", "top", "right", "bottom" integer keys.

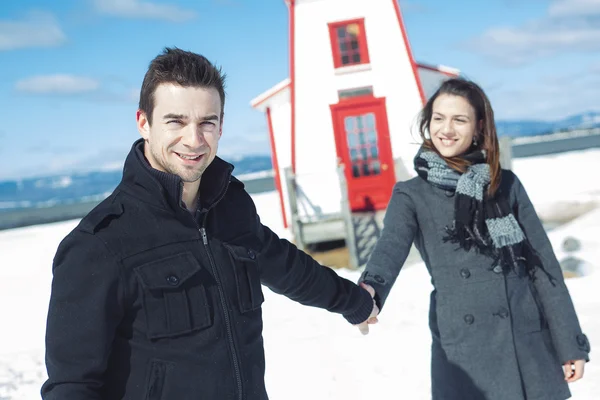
[
  {"left": 256, "top": 218, "right": 374, "bottom": 325},
  {"left": 357, "top": 182, "right": 418, "bottom": 312},
  {"left": 511, "top": 172, "right": 591, "bottom": 363},
  {"left": 41, "top": 231, "right": 126, "bottom": 399}
]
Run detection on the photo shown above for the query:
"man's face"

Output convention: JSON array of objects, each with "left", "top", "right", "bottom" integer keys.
[{"left": 137, "top": 83, "right": 223, "bottom": 183}]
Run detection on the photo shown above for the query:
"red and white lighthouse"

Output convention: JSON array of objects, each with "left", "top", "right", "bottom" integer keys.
[{"left": 251, "top": 0, "right": 459, "bottom": 240}]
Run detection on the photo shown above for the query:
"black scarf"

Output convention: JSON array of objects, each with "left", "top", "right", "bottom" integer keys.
[{"left": 414, "top": 147, "right": 540, "bottom": 279}]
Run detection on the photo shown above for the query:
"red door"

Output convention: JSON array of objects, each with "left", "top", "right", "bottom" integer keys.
[{"left": 331, "top": 96, "right": 396, "bottom": 211}]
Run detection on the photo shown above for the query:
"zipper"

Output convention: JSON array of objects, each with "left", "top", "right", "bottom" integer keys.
[
  {"left": 185, "top": 174, "right": 241, "bottom": 398},
  {"left": 200, "top": 225, "right": 243, "bottom": 400}
]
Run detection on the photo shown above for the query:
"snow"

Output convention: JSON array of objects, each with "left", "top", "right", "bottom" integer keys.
[
  {"left": 511, "top": 148, "right": 600, "bottom": 223},
  {"left": 236, "top": 169, "right": 276, "bottom": 181},
  {"left": 1, "top": 149, "right": 599, "bottom": 399}
]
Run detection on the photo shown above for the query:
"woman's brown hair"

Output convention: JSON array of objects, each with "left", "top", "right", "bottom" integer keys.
[{"left": 418, "top": 78, "right": 501, "bottom": 197}]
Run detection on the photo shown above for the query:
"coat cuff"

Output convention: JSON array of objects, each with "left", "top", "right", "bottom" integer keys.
[
  {"left": 358, "top": 270, "right": 388, "bottom": 311},
  {"left": 342, "top": 288, "right": 374, "bottom": 325},
  {"left": 557, "top": 332, "right": 591, "bottom": 363},
  {"left": 574, "top": 333, "right": 591, "bottom": 361}
]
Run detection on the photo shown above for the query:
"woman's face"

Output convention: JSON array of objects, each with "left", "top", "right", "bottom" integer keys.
[{"left": 429, "top": 94, "right": 479, "bottom": 158}]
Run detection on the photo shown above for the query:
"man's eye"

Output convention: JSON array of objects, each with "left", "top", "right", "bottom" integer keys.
[{"left": 167, "top": 120, "right": 182, "bottom": 124}]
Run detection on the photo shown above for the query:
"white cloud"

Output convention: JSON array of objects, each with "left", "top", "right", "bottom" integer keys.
[
  {"left": 490, "top": 72, "right": 600, "bottom": 120},
  {"left": 549, "top": 0, "right": 600, "bottom": 17},
  {"left": 14, "top": 75, "right": 140, "bottom": 102},
  {"left": 0, "top": 11, "right": 66, "bottom": 51},
  {"left": 589, "top": 61, "right": 600, "bottom": 73},
  {"left": 219, "top": 131, "right": 270, "bottom": 157},
  {"left": 15, "top": 75, "right": 100, "bottom": 94},
  {"left": 464, "top": 0, "right": 600, "bottom": 66},
  {"left": 128, "top": 88, "right": 140, "bottom": 103},
  {"left": 93, "top": 0, "right": 197, "bottom": 22}
]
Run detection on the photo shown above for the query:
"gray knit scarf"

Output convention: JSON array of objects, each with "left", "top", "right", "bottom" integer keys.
[{"left": 414, "top": 147, "right": 539, "bottom": 278}]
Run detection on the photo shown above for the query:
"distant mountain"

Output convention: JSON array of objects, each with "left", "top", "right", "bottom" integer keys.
[
  {"left": 496, "top": 111, "right": 600, "bottom": 137},
  {"left": 0, "top": 155, "right": 273, "bottom": 212},
  {"left": 226, "top": 155, "right": 273, "bottom": 175}
]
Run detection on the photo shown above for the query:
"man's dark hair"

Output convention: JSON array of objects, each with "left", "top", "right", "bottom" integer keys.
[{"left": 139, "top": 47, "right": 226, "bottom": 125}]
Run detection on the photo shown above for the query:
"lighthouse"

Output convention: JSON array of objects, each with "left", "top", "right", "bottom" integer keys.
[{"left": 251, "top": 0, "right": 460, "bottom": 251}]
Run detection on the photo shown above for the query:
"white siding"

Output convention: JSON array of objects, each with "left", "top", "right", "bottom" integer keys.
[
  {"left": 250, "top": 0, "right": 457, "bottom": 223},
  {"left": 293, "top": 0, "right": 424, "bottom": 216}
]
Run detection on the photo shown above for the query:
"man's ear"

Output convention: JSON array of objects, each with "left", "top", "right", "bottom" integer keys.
[
  {"left": 137, "top": 110, "right": 150, "bottom": 140},
  {"left": 219, "top": 114, "right": 224, "bottom": 138}
]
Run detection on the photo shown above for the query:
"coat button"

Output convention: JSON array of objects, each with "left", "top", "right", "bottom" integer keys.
[
  {"left": 576, "top": 334, "right": 590, "bottom": 352},
  {"left": 493, "top": 265, "right": 503, "bottom": 274},
  {"left": 496, "top": 308, "right": 509, "bottom": 319},
  {"left": 166, "top": 275, "right": 179, "bottom": 286},
  {"left": 445, "top": 190, "right": 455, "bottom": 197},
  {"left": 460, "top": 268, "right": 471, "bottom": 279},
  {"left": 464, "top": 314, "right": 474, "bottom": 325},
  {"left": 374, "top": 274, "right": 385, "bottom": 284},
  {"left": 247, "top": 249, "right": 256, "bottom": 260}
]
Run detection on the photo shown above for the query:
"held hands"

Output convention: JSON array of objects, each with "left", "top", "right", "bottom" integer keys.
[
  {"left": 355, "top": 283, "right": 380, "bottom": 335},
  {"left": 563, "top": 360, "right": 585, "bottom": 383}
]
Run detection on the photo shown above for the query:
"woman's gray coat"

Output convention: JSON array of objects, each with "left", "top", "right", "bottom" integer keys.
[{"left": 359, "top": 169, "right": 590, "bottom": 400}]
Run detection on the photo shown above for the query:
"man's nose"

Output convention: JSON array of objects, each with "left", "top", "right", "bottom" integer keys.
[{"left": 182, "top": 125, "right": 205, "bottom": 148}]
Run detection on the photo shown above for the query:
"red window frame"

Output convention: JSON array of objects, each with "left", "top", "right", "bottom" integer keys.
[{"left": 328, "top": 18, "right": 370, "bottom": 69}]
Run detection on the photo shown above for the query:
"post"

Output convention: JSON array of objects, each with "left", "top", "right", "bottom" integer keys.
[
  {"left": 499, "top": 136, "right": 513, "bottom": 170},
  {"left": 284, "top": 167, "right": 305, "bottom": 250},
  {"left": 337, "top": 165, "right": 359, "bottom": 269}
]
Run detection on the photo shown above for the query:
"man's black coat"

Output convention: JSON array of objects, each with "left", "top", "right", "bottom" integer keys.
[{"left": 41, "top": 139, "right": 373, "bottom": 400}]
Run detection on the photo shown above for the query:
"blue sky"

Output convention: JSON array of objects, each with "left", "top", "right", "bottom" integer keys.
[{"left": 1, "top": 0, "right": 599, "bottom": 179}]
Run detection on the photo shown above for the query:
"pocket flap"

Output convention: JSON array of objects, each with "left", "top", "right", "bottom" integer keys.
[
  {"left": 134, "top": 252, "right": 201, "bottom": 290},
  {"left": 223, "top": 243, "right": 261, "bottom": 262}
]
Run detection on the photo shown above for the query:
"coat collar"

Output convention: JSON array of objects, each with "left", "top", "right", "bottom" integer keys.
[{"left": 120, "top": 139, "right": 234, "bottom": 215}]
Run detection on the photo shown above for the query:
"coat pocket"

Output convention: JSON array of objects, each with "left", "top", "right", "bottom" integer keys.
[
  {"left": 134, "top": 252, "right": 212, "bottom": 339},
  {"left": 511, "top": 280, "right": 546, "bottom": 334},
  {"left": 144, "top": 359, "right": 174, "bottom": 400},
  {"left": 223, "top": 242, "right": 264, "bottom": 313},
  {"left": 435, "top": 292, "right": 470, "bottom": 347}
]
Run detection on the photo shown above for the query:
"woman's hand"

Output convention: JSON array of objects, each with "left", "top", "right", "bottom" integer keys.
[
  {"left": 563, "top": 359, "right": 585, "bottom": 383},
  {"left": 355, "top": 283, "right": 380, "bottom": 335}
]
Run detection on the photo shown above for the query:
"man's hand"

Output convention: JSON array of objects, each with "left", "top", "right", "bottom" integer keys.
[
  {"left": 563, "top": 359, "right": 585, "bottom": 383},
  {"left": 355, "top": 283, "right": 379, "bottom": 335}
]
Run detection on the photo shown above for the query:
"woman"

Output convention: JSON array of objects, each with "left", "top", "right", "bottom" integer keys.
[{"left": 358, "top": 78, "right": 590, "bottom": 399}]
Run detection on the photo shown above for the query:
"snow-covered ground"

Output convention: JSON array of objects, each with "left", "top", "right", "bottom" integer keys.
[
  {"left": 1, "top": 148, "right": 599, "bottom": 399},
  {"left": 511, "top": 148, "right": 600, "bottom": 223}
]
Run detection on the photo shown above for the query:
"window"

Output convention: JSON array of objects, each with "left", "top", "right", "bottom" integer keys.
[
  {"left": 338, "top": 86, "right": 373, "bottom": 100},
  {"left": 328, "top": 19, "right": 370, "bottom": 69},
  {"left": 344, "top": 113, "right": 381, "bottom": 178}
]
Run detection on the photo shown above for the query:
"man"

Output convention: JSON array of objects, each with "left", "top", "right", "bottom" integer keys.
[{"left": 41, "top": 47, "right": 377, "bottom": 400}]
